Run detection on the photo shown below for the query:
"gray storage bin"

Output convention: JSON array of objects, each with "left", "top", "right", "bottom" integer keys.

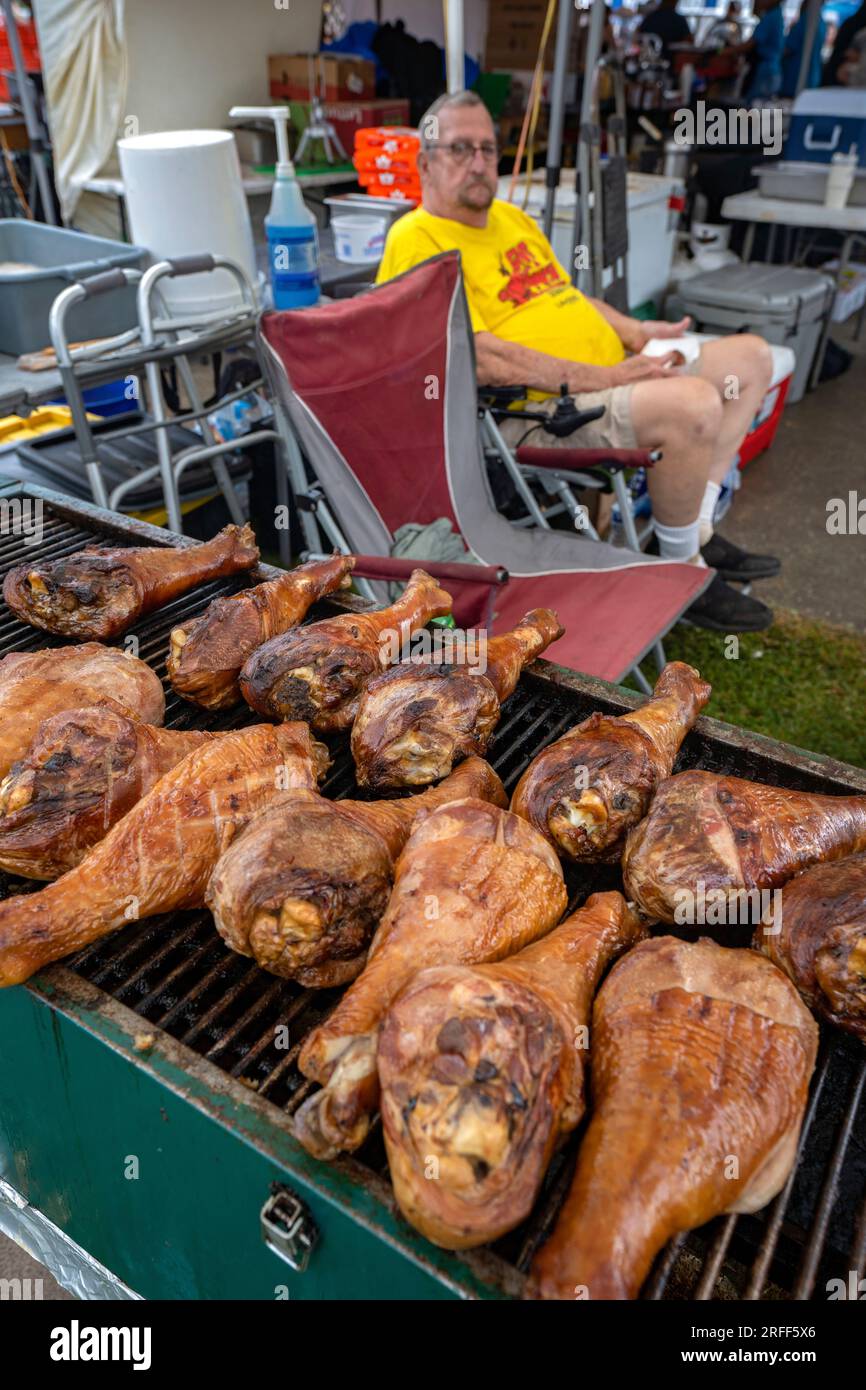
[
  {"left": 0, "top": 220, "right": 148, "bottom": 357},
  {"left": 752, "top": 160, "right": 866, "bottom": 206},
  {"left": 670, "top": 263, "right": 833, "bottom": 403}
]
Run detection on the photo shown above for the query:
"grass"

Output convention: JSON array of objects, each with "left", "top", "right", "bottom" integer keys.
[{"left": 624, "top": 609, "right": 866, "bottom": 770}]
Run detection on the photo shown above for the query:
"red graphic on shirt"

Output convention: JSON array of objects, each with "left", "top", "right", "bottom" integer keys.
[{"left": 497, "top": 241, "right": 565, "bottom": 307}]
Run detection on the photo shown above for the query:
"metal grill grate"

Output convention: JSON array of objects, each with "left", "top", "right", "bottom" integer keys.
[{"left": 1, "top": 491, "right": 864, "bottom": 1301}]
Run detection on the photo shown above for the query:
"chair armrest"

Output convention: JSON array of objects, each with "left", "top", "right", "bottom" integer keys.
[
  {"left": 516, "top": 445, "right": 662, "bottom": 474},
  {"left": 350, "top": 553, "right": 508, "bottom": 588},
  {"left": 478, "top": 385, "right": 526, "bottom": 409}
]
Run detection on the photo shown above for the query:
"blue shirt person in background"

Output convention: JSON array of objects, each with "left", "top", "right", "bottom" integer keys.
[
  {"left": 782, "top": 5, "right": 827, "bottom": 95},
  {"left": 744, "top": 0, "right": 786, "bottom": 98}
]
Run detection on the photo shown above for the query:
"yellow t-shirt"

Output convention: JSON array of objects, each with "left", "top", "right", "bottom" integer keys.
[{"left": 376, "top": 200, "right": 626, "bottom": 379}]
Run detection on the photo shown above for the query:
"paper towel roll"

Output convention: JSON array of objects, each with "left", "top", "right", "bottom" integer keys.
[{"left": 117, "top": 130, "right": 259, "bottom": 314}]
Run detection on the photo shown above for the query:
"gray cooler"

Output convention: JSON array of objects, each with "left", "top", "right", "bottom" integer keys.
[{"left": 669, "top": 263, "right": 834, "bottom": 403}]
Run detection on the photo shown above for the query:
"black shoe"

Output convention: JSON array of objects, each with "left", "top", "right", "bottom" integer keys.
[
  {"left": 682, "top": 572, "right": 773, "bottom": 632},
  {"left": 700, "top": 532, "right": 781, "bottom": 582}
]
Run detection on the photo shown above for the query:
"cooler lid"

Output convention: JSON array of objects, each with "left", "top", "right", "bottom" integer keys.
[
  {"left": 790, "top": 88, "right": 866, "bottom": 120},
  {"left": 678, "top": 263, "right": 832, "bottom": 313}
]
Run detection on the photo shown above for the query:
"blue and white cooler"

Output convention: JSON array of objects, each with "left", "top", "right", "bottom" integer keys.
[{"left": 784, "top": 89, "right": 866, "bottom": 166}]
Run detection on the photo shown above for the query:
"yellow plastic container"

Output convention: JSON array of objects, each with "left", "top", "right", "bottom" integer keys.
[{"left": 0, "top": 406, "right": 97, "bottom": 444}]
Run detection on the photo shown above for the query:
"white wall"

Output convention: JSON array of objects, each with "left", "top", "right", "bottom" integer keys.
[{"left": 122, "top": 0, "right": 323, "bottom": 134}]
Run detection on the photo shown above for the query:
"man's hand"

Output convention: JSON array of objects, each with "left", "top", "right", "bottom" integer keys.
[
  {"left": 624, "top": 316, "right": 693, "bottom": 353},
  {"left": 596, "top": 352, "right": 684, "bottom": 387}
]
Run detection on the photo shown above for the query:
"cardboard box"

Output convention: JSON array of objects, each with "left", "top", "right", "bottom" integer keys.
[
  {"left": 320, "top": 56, "right": 375, "bottom": 103},
  {"left": 269, "top": 54, "right": 314, "bottom": 101},
  {"left": 484, "top": 1, "right": 580, "bottom": 73},
  {"left": 268, "top": 53, "right": 375, "bottom": 103}
]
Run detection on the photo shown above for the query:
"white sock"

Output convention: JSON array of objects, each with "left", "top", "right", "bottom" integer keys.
[
  {"left": 698, "top": 480, "right": 722, "bottom": 547},
  {"left": 654, "top": 517, "right": 702, "bottom": 563}
]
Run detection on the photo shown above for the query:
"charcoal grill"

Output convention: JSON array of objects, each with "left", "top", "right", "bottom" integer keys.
[{"left": 0, "top": 481, "right": 864, "bottom": 1302}]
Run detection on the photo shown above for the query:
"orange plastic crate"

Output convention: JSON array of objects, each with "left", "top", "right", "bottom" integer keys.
[
  {"left": 354, "top": 127, "right": 420, "bottom": 154},
  {"left": 353, "top": 150, "right": 418, "bottom": 175}
]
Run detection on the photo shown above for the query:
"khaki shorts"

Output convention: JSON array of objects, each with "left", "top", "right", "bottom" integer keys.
[
  {"left": 496, "top": 384, "right": 638, "bottom": 453},
  {"left": 494, "top": 355, "right": 704, "bottom": 454}
]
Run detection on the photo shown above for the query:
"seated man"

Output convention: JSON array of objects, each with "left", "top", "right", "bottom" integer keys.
[{"left": 376, "top": 89, "right": 780, "bottom": 632}]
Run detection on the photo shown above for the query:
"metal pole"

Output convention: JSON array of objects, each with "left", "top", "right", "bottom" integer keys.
[
  {"left": 543, "top": 0, "right": 574, "bottom": 239},
  {"left": 444, "top": 0, "right": 465, "bottom": 94},
  {"left": 571, "top": 0, "right": 607, "bottom": 288},
  {"left": 796, "top": 0, "right": 823, "bottom": 97},
  {"left": 0, "top": 0, "right": 56, "bottom": 222}
]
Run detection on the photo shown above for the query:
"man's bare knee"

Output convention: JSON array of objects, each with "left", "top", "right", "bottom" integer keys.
[
  {"left": 657, "top": 377, "right": 722, "bottom": 442},
  {"left": 735, "top": 333, "right": 774, "bottom": 394},
  {"left": 709, "top": 333, "right": 773, "bottom": 399}
]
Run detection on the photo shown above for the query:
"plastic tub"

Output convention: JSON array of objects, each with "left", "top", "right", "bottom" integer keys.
[
  {"left": 0, "top": 220, "right": 147, "bottom": 357},
  {"left": 753, "top": 160, "right": 866, "bottom": 206},
  {"left": 49, "top": 378, "right": 133, "bottom": 418},
  {"left": 331, "top": 213, "right": 388, "bottom": 264}
]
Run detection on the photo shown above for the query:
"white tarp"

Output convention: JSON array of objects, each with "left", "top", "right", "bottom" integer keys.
[{"left": 33, "top": 0, "right": 128, "bottom": 223}]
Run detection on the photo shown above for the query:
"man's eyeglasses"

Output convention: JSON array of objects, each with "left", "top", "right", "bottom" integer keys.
[{"left": 427, "top": 140, "right": 499, "bottom": 165}]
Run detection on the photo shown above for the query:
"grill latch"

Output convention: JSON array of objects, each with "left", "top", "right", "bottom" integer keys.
[{"left": 261, "top": 1183, "right": 318, "bottom": 1272}]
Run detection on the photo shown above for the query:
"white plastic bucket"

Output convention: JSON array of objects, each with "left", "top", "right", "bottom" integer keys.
[
  {"left": 117, "top": 130, "right": 260, "bottom": 315},
  {"left": 331, "top": 214, "right": 387, "bottom": 264}
]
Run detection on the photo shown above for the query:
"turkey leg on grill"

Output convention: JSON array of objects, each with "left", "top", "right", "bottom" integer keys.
[
  {"left": 0, "top": 707, "right": 217, "bottom": 880},
  {"left": 623, "top": 770, "right": 866, "bottom": 925},
  {"left": 4, "top": 524, "right": 259, "bottom": 640},
  {"left": 293, "top": 800, "right": 568, "bottom": 1160},
  {"left": 756, "top": 852, "right": 866, "bottom": 1044},
  {"left": 0, "top": 722, "right": 327, "bottom": 987},
  {"left": 207, "top": 756, "right": 507, "bottom": 988},
  {"left": 526, "top": 936, "right": 818, "bottom": 1300},
  {"left": 239, "top": 568, "right": 452, "bottom": 731},
  {"left": 0, "top": 643, "right": 165, "bottom": 780},
  {"left": 167, "top": 553, "right": 355, "bottom": 711},
  {"left": 350, "top": 609, "right": 564, "bottom": 790},
  {"left": 510, "top": 662, "right": 711, "bottom": 863},
  {"left": 378, "top": 892, "right": 645, "bottom": 1249}
]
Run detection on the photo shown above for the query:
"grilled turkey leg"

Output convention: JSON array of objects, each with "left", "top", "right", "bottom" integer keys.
[
  {"left": 207, "top": 756, "right": 506, "bottom": 988},
  {"left": 756, "top": 852, "right": 866, "bottom": 1044},
  {"left": 350, "top": 608, "right": 564, "bottom": 790},
  {"left": 526, "top": 936, "right": 818, "bottom": 1300},
  {"left": 378, "top": 892, "right": 645, "bottom": 1249},
  {"left": 239, "top": 568, "right": 452, "bottom": 731},
  {"left": 511, "top": 662, "right": 710, "bottom": 862},
  {"left": 167, "top": 552, "right": 355, "bottom": 711},
  {"left": 623, "top": 770, "right": 866, "bottom": 925},
  {"left": 0, "top": 707, "right": 217, "bottom": 880},
  {"left": 0, "top": 643, "right": 165, "bottom": 780},
  {"left": 0, "top": 722, "right": 327, "bottom": 987},
  {"left": 293, "top": 799, "right": 567, "bottom": 1159},
  {"left": 3, "top": 524, "right": 260, "bottom": 639}
]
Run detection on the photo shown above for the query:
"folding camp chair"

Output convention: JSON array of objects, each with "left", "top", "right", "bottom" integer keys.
[{"left": 258, "top": 252, "right": 710, "bottom": 691}]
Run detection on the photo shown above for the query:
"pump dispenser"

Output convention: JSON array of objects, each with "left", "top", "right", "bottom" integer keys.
[{"left": 229, "top": 105, "right": 320, "bottom": 308}]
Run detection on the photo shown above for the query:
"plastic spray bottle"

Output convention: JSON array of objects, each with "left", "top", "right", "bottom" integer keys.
[{"left": 229, "top": 105, "right": 320, "bottom": 308}]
